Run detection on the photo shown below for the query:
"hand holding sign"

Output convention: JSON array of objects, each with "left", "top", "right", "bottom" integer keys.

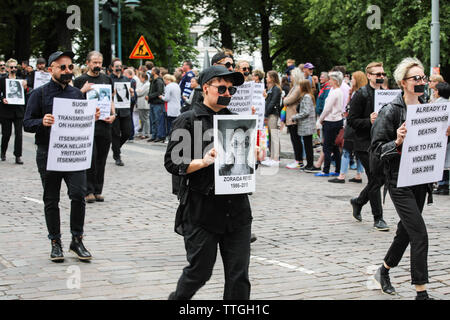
[
  {"left": 43, "top": 114, "right": 55, "bottom": 127},
  {"left": 395, "top": 122, "right": 407, "bottom": 146},
  {"left": 81, "top": 81, "right": 94, "bottom": 94},
  {"left": 95, "top": 107, "right": 100, "bottom": 121},
  {"left": 447, "top": 126, "right": 450, "bottom": 137},
  {"left": 203, "top": 148, "right": 217, "bottom": 166},
  {"left": 370, "top": 112, "right": 378, "bottom": 124}
]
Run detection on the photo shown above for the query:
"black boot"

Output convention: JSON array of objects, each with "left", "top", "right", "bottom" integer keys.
[
  {"left": 69, "top": 236, "right": 92, "bottom": 261},
  {"left": 15, "top": 157, "right": 23, "bottom": 165},
  {"left": 350, "top": 197, "right": 362, "bottom": 222},
  {"left": 50, "top": 239, "right": 64, "bottom": 262},
  {"left": 374, "top": 266, "right": 396, "bottom": 295}
]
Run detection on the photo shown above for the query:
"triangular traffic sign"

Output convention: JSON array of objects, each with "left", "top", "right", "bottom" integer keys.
[{"left": 129, "top": 35, "right": 154, "bottom": 59}]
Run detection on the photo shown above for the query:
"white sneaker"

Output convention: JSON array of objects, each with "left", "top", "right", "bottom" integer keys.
[
  {"left": 286, "top": 161, "right": 299, "bottom": 169},
  {"left": 261, "top": 159, "right": 272, "bottom": 166}
]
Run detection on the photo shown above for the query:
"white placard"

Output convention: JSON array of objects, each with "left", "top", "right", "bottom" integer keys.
[
  {"left": 47, "top": 98, "right": 96, "bottom": 172},
  {"left": 374, "top": 89, "right": 401, "bottom": 113},
  {"left": 228, "top": 81, "right": 265, "bottom": 130},
  {"left": 5, "top": 78, "right": 25, "bottom": 105},
  {"left": 33, "top": 71, "right": 51, "bottom": 89},
  {"left": 87, "top": 84, "right": 112, "bottom": 120},
  {"left": 397, "top": 102, "right": 450, "bottom": 188},
  {"left": 214, "top": 115, "right": 257, "bottom": 195},
  {"left": 114, "top": 82, "right": 131, "bottom": 109}
]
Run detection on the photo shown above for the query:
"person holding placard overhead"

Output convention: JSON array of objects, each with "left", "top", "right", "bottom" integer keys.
[
  {"left": 165, "top": 65, "right": 259, "bottom": 300},
  {"left": 370, "top": 57, "right": 433, "bottom": 300},
  {"left": 24, "top": 50, "right": 100, "bottom": 262},
  {"left": 0, "top": 58, "right": 27, "bottom": 164}
]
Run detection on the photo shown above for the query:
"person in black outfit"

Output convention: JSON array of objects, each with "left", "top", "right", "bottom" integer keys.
[
  {"left": 110, "top": 58, "right": 134, "bottom": 166},
  {"left": 347, "top": 62, "right": 389, "bottom": 231},
  {"left": 370, "top": 57, "right": 434, "bottom": 300},
  {"left": 0, "top": 58, "right": 27, "bottom": 164},
  {"left": 26, "top": 57, "right": 47, "bottom": 90},
  {"left": 165, "top": 65, "right": 260, "bottom": 300},
  {"left": 23, "top": 51, "right": 100, "bottom": 262},
  {"left": 73, "top": 51, "right": 116, "bottom": 204}
]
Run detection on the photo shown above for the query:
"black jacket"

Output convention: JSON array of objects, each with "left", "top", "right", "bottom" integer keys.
[
  {"left": 147, "top": 77, "right": 165, "bottom": 105},
  {"left": 347, "top": 84, "right": 376, "bottom": 152},
  {"left": 265, "top": 85, "right": 281, "bottom": 117},
  {"left": 164, "top": 102, "right": 252, "bottom": 235}
]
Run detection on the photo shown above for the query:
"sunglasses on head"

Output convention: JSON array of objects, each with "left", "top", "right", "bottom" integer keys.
[
  {"left": 209, "top": 84, "right": 237, "bottom": 95},
  {"left": 370, "top": 72, "right": 386, "bottom": 77},
  {"left": 404, "top": 75, "right": 428, "bottom": 82},
  {"left": 56, "top": 64, "right": 74, "bottom": 71},
  {"left": 220, "top": 62, "right": 235, "bottom": 69}
]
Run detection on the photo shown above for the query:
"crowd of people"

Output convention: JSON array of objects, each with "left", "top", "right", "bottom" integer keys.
[{"left": 1, "top": 47, "right": 450, "bottom": 301}]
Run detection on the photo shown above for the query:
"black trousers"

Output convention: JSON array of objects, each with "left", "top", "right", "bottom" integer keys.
[
  {"left": 111, "top": 115, "right": 132, "bottom": 160},
  {"left": 287, "top": 125, "right": 302, "bottom": 162},
  {"left": 36, "top": 145, "right": 87, "bottom": 240},
  {"left": 172, "top": 221, "right": 251, "bottom": 300},
  {"left": 354, "top": 150, "right": 383, "bottom": 219},
  {"left": 384, "top": 184, "right": 428, "bottom": 285},
  {"left": 301, "top": 135, "right": 314, "bottom": 168},
  {"left": 0, "top": 117, "right": 23, "bottom": 157},
  {"left": 87, "top": 121, "right": 111, "bottom": 195},
  {"left": 322, "top": 120, "right": 343, "bottom": 174}
]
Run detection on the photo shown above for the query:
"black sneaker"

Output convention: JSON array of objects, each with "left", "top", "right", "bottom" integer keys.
[
  {"left": 415, "top": 292, "right": 434, "bottom": 300},
  {"left": 50, "top": 239, "right": 64, "bottom": 262},
  {"left": 250, "top": 233, "right": 257, "bottom": 243},
  {"left": 303, "top": 165, "right": 321, "bottom": 173},
  {"left": 374, "top": 267, "right": 396, "bottom": 295},
  {"left": 328, "top": 178, "right": 345, "bottom": 183},
  {"left": 115, "top": 158, "right": 124, "bottom": 166},
  {"left": 69, "top": 236, "right": 92, "bottom": 261},
  {"left": 374, "top": 219, "right": 390, "bottom": 231},
  {"left": 350, "top": 197, "right": 362, "bottom": 222}
]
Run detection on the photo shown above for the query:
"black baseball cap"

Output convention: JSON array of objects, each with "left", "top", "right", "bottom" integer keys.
[
  {"left": 47, "top": 51, "right": 75, "bottom": 67},
  {"left": 199, "top": 66, "right": 244, "bottom": 87},
  {"left": 211, "top": 52, "right": 228, "bottom": 65},
  {"left": 36, "top": 57, "right": 46, "bottom": 65}
]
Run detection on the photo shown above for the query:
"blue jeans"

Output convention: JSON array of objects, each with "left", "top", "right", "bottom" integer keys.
[
  {"left": 150, "top": 104, "right": 164, "bottom": 139},
  {"left": 340, "top": 148, "right": 364, "bottom": 175}
]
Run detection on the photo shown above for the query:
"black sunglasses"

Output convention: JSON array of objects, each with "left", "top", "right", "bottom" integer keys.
[
  {"left": 56, "top": 64, "right": 74, "bottom": 71},
  {"left": 242, "top": 67, "right": 250, "bottom": 72},
  {"left": 404, "top": 75, "right": 428, "bottom": 82},
  {"left": 220, "top": 62, "right": 235, "bottom": 69},
  {"left": 370, "top": 72, "right": 387, "bottom": 77},
  {"left": 0, "top": 64, "right": 5, "bottom": 67},
  {"left": 9, "top": 66, "right": 18, "bottom": 69},
  {"left": 209, "top": 84, "right": 237, "bottom": 95}
]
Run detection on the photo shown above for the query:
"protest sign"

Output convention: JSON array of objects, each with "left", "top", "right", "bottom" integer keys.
[
  {"left": 214, "top": 115, "right": 257, "bottom": 195},
  {"left": 374, "top": 89, "right": 401, "bottom": 113},
  {"left": 5, "top": 78, "right": 25, "bottom": 105},
  {"left": 87, "top": 84, "right": 112, "bottom": 120},
  {"left": 47, "top": 98, "right": 96, "bottom": 171},
  {"left": 397, "top": 102, "right": 450, "bottom": 188},
  {"left": 228, "top": 81, "right": 265, "bottom": 130},
  {"left": 114, "top": 82, "right": 131, "bottom": 109},
  {"left": 33, "top": 71, "right": 51, "bottom": 89}
]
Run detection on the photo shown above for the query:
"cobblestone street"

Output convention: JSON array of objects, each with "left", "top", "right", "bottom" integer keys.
[{"left": 1, "top": 131, "right": 449, "bottom": 300}]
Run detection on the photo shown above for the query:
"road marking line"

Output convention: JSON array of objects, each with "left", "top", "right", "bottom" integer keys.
[
  {"left": 23, "top": 197, "right": 44, "bottom": 204},
  {"left": 251, "top": 255, "right": 315, "bottom": 275}
]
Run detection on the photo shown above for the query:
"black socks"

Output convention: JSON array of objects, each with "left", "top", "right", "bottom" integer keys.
[{"left": 380, "top": 264, "right": 390, "bottom": 275}]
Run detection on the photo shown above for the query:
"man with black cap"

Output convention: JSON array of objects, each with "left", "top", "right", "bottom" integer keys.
[
  {"left": 74, "top": 51, "right": 116, "bottom": 204},
  {"left": 347, "top": 61, "right": 389, "bottom": 231},
  {"left": 24, "top": 50, "right": 100, "bottom": 262},
  {"left": 211, "top": 51, "right": 235, "bottom": 71},
  {"left": 165, "top": 65, "right": 258, "bottom": 300}
]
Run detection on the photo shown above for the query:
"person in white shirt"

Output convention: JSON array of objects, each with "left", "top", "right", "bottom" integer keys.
[
  {"left": 316, "top": 71, "right": 344, "bottom": 177},
  {"left": 135, "top": 71, "right": 150, "bottom": 138},
  {"left": 160, "top": 74, "right": 181, "bottom": 136}
]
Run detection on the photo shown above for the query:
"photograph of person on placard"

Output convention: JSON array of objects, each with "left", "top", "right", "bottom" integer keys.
[
  {"left": 218, "top": 119, "right": 256, "bottom": 176},
  {"left": 115, "top": 83, "right": 129, "bottom": 103},
  {"left": 99, "top": 88, "right": 111, "bottom": 101},
  {"left": 87, "top": 89, "right": 99, "bottom": 101},
  {"left": 6, "top": 79, "right": 24, "bottom": 104}
]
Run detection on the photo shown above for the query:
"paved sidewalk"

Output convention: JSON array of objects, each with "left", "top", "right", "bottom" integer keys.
[{"left": 0, "top": 132, "right": 449, "bottom": 300}]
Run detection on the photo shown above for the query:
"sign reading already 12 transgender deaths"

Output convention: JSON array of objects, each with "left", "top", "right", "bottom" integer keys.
[
  {"left": 397, "top": 102, "right": 450, "bottom": 188},
  {"left": 47, "top": 98, "right": 96, "bottom": 172}
]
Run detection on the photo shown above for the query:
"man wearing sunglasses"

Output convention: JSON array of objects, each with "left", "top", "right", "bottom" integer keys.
[
  {"left": 211, "top": 51, "right": 235, "bottom": 72},
  {"left": 0, "top": 60, "right": 7, "bottom": 77},
  {"left": 347, "top": 61, "right": 389, "bottom": 232},
  {"left": 24, "top": 50, "right": 100, "bottom": 263},
  {"left": 165, "top": 65, "right": 260, "bottom": 300},
  {"left": 236, "top": 60, "right": 252, "bottom": 82},
  {"left": 0, "top": 58, "right": 27, "bottom": 164}
]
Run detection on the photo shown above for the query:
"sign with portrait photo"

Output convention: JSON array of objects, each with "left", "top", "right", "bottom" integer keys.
[
  {"left": 214, "top": 115, "right": 258, "bottom": 195},
  {"left": 87, "top": 84, "right": 112, "bottom": 120},
  {"left": 114, "top": 82, "right": 131, "bottom": 109},
  {"left": 33, "top": 71, "right": 51, "bottom": 89},
  {"left": 5, "top": 78, "right": 25, "bottom": 105}
]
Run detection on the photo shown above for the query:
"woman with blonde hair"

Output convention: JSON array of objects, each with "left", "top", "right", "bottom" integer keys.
[
  {"left": 371, "top": 57, "right": 434, "bottom": 299},
  {"left": 282, "top": 67, "right": 305, "bottom": 169},
  {"left": 159, "top": 74, "right": 181, "bottom": 136},
  {"left": 291, "top": 79, "right": 316, "bottom": 169},
  {"left": 329, "top": 71, "right": 367, "bottom": 183}
]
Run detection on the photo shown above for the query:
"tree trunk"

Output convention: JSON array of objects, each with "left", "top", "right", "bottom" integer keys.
[
  {"left": 259, "top": 5, "right": 271, "bottom": 72},
  {"left": 14, "top": 13, "right": 32, "bottom": 63}
]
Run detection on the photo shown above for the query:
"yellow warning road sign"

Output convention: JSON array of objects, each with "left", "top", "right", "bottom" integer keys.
[{"left": 129, "top": 36, "right": 154, "bottom": 59}]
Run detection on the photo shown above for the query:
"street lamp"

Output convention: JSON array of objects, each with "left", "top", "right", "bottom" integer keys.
[
  {"left": 124, "top": 0, "right": 140, "bottom": 10},
  {"left": 118, "top": 0, "right": 140, "bottom": 60}
]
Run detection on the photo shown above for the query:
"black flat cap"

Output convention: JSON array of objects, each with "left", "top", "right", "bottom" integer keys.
[
  {"left": 47, "top": 51, "right": 75, "bottom": 67},
  {"left": 199, "top": 66, "right": 244, "bottom": 87}
]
